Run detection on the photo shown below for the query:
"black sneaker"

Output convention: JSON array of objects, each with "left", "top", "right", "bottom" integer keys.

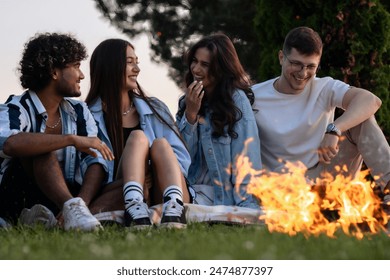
[
  {"left": 124, "top": 199, "right": 152, "bottom": 229},
  {"left": 160, "top": 197, "right": 186, "bottom": 229}
]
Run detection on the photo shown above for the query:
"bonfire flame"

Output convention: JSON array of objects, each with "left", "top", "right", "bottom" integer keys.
[{"left": 235, "top": 141, "right": 388, "bottom": 239}]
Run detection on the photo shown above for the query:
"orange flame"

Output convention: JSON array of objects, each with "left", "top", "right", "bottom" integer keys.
[{"left": 235, "top": 140, "right": 388, "bottom": 239}]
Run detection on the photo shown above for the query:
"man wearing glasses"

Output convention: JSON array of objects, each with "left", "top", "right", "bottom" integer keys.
[{"left": 252, "top": 26, "right": 390, "bottom": 201}]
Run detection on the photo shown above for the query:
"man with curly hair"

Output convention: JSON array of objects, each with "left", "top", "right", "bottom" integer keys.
[{"left": 0, "top": 33, "right": 119, "bottom": 231}]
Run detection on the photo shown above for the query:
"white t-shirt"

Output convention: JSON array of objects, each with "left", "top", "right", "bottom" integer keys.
[{"left": 252, "top": 76, "right": 350, "bottom": 172}]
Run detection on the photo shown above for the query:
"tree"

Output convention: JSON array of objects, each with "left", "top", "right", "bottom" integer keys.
[{"left": 94, "top": 0, "right": 260, "bottom": 86}]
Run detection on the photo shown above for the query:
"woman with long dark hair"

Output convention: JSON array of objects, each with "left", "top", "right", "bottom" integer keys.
[
  {"left": 176, "top": 33, "right": 262, "bottom": 209},
  {"left": 86, "top": 39, "right": 191, "bottom": 229}
]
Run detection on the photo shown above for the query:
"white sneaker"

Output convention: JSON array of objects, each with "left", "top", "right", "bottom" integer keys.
[
  {"left": 62, "top": 197, "right": 103, "bottom": 232},
  {"left": 20, "top": 204, "right": 57, "bottom": 229}
]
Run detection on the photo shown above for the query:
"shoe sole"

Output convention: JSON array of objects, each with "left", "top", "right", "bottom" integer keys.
[
  {"left": 64, "top": 219, "right": 104, "bottom": 232},
  {"left": 124, "top": 211, "right": 152, "bottom": 229}
]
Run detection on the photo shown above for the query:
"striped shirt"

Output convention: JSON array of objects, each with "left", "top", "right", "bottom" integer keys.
[{"left": 0, "top": 90, "right": 108, "bottom": 185}]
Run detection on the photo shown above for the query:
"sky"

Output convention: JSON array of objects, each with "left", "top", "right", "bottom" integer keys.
[{"left": 0, "top": 0, "right": 183, "bottom": 114}]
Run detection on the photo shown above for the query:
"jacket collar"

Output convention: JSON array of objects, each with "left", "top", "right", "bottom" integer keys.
[{"left": 28, "top": 90, "right": 77, "bottom": 120}]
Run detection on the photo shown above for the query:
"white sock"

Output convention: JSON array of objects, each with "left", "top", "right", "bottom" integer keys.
[
  {"left": 163, "top": 185, "right": 183, "bottom": 202},
  {"left": 123, "top": 181, "right": 144, "bottom": 209}
]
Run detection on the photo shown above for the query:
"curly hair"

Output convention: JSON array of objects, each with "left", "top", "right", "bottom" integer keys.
[
  {"left": 18, "top": 33, "right": 87, "bottom": 91},
  {"left": 178, "top": 33, "right": 253, "bottom": 139}
]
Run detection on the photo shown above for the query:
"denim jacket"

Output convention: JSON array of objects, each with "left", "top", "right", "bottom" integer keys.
[
  {"left": 88, "top": 96, "right": 191, "bottom": 183},
  {"left": 0, "top": 90, "right": 108, "bottom": 185},
  {"left": 176, "top": 90, "right": 262, "bottom": 209}
]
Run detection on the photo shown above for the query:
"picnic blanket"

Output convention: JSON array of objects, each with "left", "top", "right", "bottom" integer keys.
[{"left": 97, "top": 204, "right": 265, "bottom": 226}]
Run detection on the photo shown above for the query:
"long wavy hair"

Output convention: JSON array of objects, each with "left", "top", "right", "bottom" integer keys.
[
  {"left": 85, "top": 39, "right": 183, "bottom": 173},
  {"left": 177, "top": 33, "right": 254, "bottom": 138}
]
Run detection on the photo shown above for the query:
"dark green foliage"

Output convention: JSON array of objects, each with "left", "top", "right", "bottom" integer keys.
[{"left": 255, "top": 0, "right": 390, "bottom": 138}]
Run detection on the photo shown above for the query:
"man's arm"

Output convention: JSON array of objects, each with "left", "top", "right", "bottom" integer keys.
[
  {"left": 318, "top": 87, "right": 381, "bottom": 164},
  {"left": 334, "top": 87, "right": 381, "bottom": 132},
  {"left": 3, "top": 132, "right": 114, "bottom": 160}
]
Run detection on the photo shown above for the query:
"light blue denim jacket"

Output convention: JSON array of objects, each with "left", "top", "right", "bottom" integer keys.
[
  {"left": 0, "top": 90, "right": 108, "bottom": 185},
  {"left": 88, "top": 96, "right": 191, "bottom": 183},
  {"left": 176, "top": 90, "right": 262, "bottom": 209}
]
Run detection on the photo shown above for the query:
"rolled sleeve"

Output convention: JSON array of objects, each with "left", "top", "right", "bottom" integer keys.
[{"left": 177, "top": 114, "right": 199, "bottom": 135}]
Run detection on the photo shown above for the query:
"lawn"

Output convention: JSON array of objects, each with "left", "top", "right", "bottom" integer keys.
[{"left": 1, "top": 223, "right": 389, "bottom": 260}]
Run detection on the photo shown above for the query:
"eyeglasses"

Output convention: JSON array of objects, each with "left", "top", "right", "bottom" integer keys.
[{"left": 283, "top": 52, "right": 320, "bottom": 74}]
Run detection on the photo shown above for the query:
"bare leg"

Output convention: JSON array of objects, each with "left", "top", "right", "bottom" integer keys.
[
  {"left": 120, "top": 130, "right": 150, "bottom": 199},
  {"left": 89, "top": 179, "right": 124, "bottom": 214},
  {"left": 25, "top": 153, "right": 103, "bottom": 231},
  {"left": 120, "top": 131, "right": 154, "bottom": 228},
  {"left": 32, "top": 152, "right": 73, "bottom": 209},
  {"left": 150, "top": 138, "right": 190, "bottom": 204}
]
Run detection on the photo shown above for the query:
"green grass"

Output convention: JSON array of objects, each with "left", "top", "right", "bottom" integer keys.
[{"left": 1, "top": 223, "right": 389, "bottom": 260}]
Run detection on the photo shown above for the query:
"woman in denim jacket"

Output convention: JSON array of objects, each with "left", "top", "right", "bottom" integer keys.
[
  {"left": 176, "top": 33, "right": 262, "bottom": 209},
  {"left": 86, "top": 39, "right": 191, "bottom": 229}
]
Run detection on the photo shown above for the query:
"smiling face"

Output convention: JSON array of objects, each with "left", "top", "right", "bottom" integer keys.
[
  {"left": 54, "top": 61, "right": 84, "bottom": 98},
  {"left": 190, "top": 47, "right": 216, "bottom": 93},
  {"left": 124, "top": 45, "right": 140, "bottom": 91},
  {"left": 277, "top": 48, "right": 321, "bottom": 94}
]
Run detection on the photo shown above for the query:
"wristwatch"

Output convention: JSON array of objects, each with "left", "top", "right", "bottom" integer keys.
[{"left": 326, "top": 123, "right": 341, "bottom": 137}]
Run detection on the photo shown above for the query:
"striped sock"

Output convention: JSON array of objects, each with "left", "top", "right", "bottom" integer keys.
[
  {"left": 163, "top": 185, "right": 183, "bottom": 202},
  {"left": 123, "top": 181, "right": 144, "bottom": 210}
]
